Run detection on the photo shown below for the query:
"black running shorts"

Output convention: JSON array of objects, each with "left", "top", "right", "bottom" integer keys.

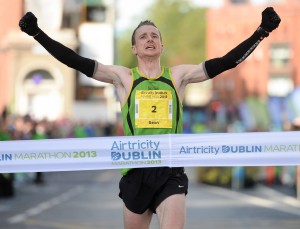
[{"left": 119, "top": 167, "right": 188, "bottom": 214}]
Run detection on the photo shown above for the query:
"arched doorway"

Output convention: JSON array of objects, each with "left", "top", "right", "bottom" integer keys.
[{"left": 21, "top": 69, "right": 63, "bottom": 121}]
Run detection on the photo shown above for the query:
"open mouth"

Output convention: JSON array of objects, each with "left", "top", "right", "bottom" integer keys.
[{"left": 146, "top": 45, "right": 155, "bottom": 49}]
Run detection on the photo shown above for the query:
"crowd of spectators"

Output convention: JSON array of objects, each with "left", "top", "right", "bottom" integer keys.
[
  {"left": 0, "top": 109, "right": 123, "bottom": 142},
  {"left": 0, "top": 106, "right": 124, "bottom": 197}
]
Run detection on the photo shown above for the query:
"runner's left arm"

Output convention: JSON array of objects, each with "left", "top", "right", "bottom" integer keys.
[{"left": 203, "top": 7, "right": 281, "bottom": 79}]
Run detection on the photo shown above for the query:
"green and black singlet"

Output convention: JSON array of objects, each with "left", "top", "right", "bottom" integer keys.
[{"left": 120, "top": 66, "right": 183, "bottom": 175}]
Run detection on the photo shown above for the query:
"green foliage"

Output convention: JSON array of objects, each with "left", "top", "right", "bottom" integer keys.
[
  {"left": 117, "top": 30, "right": 137, "bottom": 68},
  {"left": 197, "top": 167, "right": 259, "bottom": 188},
  {"left": 198, "top": 167, "right": 232, "bottom": 187},
  {"left": 116, "top": 0, "right": 207, "bottom": 67}
]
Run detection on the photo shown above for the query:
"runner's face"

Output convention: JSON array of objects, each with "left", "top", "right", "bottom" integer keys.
[{"left": 132, "top": 25, "right": 163, "bottom": 57}]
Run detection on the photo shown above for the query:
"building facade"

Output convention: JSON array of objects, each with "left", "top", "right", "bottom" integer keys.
[
  {"left": 0, "top": 1, "right": 23, "bottom": 116},
  {"left": 0, "top": 0, "right": 117, "bottom": 122},
  {"left": 206, "top": 0, "right": 300, "bottom": 129}
]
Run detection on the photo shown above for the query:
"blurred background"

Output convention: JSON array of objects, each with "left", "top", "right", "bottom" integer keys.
[{"left": 0, "top": 0, "right": 300, "bottom": 212}]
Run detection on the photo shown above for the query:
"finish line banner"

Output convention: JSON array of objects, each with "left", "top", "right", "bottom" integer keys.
[{"left": 0, "top": 131, "right": 300, "bottom": 173}]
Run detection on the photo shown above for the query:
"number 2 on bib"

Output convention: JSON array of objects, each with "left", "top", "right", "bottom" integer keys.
[{"left": 135, "top": 90, "right": 173, "bottom": 128}]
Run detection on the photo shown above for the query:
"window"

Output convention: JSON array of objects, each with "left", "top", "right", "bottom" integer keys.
[
  {"left": 231, "top": 0, "right": 247, "bottom": 3},
  {"left": 84, "top": 0, "right": 106, "bottom": 22},
  {"left": 62, "top": 0, "right": 82, "bottom": 29},
  {"left": 86, "top": 6, "right": 106, "bottom": 22},
  {"left": 268, "top": 74, "right": 293, "bottom": 97},
  {"left": 24, "top": 70, "right": 54, "bottom": 85},
  {"left": 270, "top": 43, "right": 291, "bottom": 68}
]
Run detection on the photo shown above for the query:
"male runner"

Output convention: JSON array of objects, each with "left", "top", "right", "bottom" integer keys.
[{"left": 19, "top": 7, "right": 281, "bottom": 229}]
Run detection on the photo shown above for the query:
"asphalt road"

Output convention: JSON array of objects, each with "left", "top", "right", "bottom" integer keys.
[{"left": 1, "top": 169, "right": 300, "bottom": 229}]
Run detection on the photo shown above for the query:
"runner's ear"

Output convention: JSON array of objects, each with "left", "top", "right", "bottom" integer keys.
[{"left": 131, "top": 45, "right": 137, "bottom": 55}]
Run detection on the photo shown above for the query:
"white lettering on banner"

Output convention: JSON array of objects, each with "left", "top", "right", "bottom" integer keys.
[{"left": 0, "top": 131, "right": 300, "bottom": 173}]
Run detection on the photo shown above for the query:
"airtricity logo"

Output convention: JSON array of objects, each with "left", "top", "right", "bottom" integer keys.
[
  {"left": 110, "top": 140, "right": 161, "bottom": 161},
  {"left": 111, "top": 152, "right": 121, "bottom": 161},
  {"left": 222, "top": 145, "right": 262, "bottom": 153},
  {"left": 179, "top": 145, "right": 263, "bottom": 155},
  {"left": 0, "top": 153, "right": 13, "bottom": 161}
]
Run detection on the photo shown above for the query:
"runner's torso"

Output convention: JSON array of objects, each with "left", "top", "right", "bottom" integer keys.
[{"left": 121, "top": 66, "right": 183, "bottom": 136}]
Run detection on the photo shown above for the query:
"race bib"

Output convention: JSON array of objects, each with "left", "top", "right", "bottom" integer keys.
[{"left": 135, "top": 90, "right": 172, "bottom": 128}]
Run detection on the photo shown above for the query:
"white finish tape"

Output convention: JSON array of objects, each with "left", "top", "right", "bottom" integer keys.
[{"left": 0, "top": 131, "right": 299, "bottom": 173}]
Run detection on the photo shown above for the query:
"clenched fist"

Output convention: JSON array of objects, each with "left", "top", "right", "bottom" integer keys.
[
  {"left": 19, "top": 12, "right": 40, "bottom": 37},
  {"left": 258, "top": 7, "right": 281, "bottom": 37}
]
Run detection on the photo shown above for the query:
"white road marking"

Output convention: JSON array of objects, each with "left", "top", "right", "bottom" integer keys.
[
  {"left": 188, "top": 184, "right": 300, "bottom": 217},
  {"left": 7, "top": 186, "right": 84, "bottom": 224}
]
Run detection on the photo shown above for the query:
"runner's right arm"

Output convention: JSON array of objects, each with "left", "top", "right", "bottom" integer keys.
[
  {"left": 19, "top": 12, "right": 100, "bottom": 79},
  {"left": 19, "top": 12, "right": 132, "bottom": 104}
]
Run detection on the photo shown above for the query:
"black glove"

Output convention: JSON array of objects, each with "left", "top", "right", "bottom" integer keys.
[
  {"left": 257, "top": 7, "right": 281, "bottom": 37},
  {"left": 19, "top": 12, "right": 41, "bottom": 37}
]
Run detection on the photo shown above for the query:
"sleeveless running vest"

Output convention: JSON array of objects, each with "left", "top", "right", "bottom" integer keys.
[{"left": 120, "top": 67, "right": 183, "bottom": 175}]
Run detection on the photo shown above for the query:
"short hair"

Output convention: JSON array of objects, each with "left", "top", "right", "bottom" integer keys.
[{"left": 131, "top": 20, "right": 162, "bottom": 45}]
